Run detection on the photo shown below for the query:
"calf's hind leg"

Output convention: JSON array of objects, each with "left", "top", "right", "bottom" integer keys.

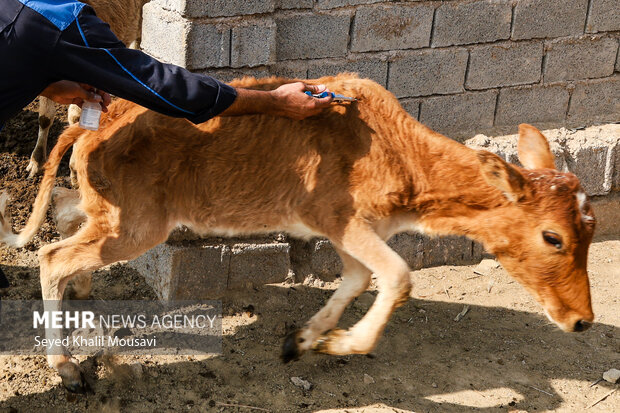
[
  {"left": 51, "top": 187, "right": 90, "bottom": 299},
  {"left": 39, "top": 222, "right": 168, "bottom": 393},
  {"left": 282, "top": 248, "right": 372, "bottom": 362}
]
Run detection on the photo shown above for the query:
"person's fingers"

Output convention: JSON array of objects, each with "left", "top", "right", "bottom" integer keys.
[
  {"left": 314, "top": 94, "right": 333, "bottom": 105},
  {"left": 305, "top": 84, "right": 332, "bottom": 103},
  {"left": 304, "top": 83, "right": 327, "bottom": 94},
  {"left": 86, "top": 90, "right": 102, "bottom": 103},
  {"left": 77, "top": 83, "right": 104, "bottom": 103},
  {"left": 101, "top": 91, "right": 112, "bottom": 107}
]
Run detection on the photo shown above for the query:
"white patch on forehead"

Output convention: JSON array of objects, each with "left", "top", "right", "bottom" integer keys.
[{"left": 576, "top": 191, "right": 594, "bottom": 222}]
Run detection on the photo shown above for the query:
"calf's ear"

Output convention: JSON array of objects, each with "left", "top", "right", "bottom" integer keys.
[
  {"left": 517, "top": 124, "right": 556, "bottom": 170},
  {"left": 477, "top": 150, "right": 529, "bottom": 202}
]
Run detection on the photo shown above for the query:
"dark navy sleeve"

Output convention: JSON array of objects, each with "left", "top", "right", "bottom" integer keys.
[{"left": 49, "top": 6, "right": 237, "bottom": 124}]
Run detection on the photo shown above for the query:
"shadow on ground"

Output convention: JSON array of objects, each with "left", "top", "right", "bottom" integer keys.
[{"left": 0, "top": 282, "right": 617, "bottom": 413}]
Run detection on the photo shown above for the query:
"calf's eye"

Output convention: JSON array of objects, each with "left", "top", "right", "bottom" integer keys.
[{"left": 542, "top": 231, "right": 563, "bottom": 249}]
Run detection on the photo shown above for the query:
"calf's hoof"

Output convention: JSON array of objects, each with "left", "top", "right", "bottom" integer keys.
[
  {"left": 57, "top": 361, "right": 91, "bottom": 394},
  {"left": 312, "top": 329, "right": 371, "bottom": 356},
  {"left": 25, "top": 160, "right": 42, "bottom": 179},
  {"left": 281, "top": 330, "right": 306, "bottom": 363}
]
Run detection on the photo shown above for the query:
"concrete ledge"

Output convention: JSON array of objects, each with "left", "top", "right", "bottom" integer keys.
[
  {"left": 590, "top": 193, "right": 620, "bottom": 240},
  {"left": 128, "top": 239, "right": 291, "bottom": 300},
  {"left": 128, "top": 232, "right": 483, "bottom": 300},
  {"left": 465, "top": 123, "right": 620, "bottom": 196}
]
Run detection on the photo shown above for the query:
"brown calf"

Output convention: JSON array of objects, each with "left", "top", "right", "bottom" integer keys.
[{"left": 0, "top": 74, "right": 595, "bottom": 393}]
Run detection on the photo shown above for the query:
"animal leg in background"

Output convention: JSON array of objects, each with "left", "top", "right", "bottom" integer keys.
[{"left": 28, "top": 97, "right": 56, "bottom": 178}]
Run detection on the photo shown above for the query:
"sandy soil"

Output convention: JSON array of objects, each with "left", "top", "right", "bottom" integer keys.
[{"left": 0, "top": 104, "right": 618, "bottom": 413}]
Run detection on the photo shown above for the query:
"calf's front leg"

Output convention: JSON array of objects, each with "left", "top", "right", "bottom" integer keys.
[
  {"left": 314, "top": 220, "right": 412, "bottom": 355},
  {"left": 282, "top": 247, "right": 371, "bottom": 362}
]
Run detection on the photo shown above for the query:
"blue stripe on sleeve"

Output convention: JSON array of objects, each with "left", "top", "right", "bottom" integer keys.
[
  {"left": 75, "top": 15, "right": 195, "bottom": 116},
  {"left": 102, "top": 50, "right": 195, "bottom": 115},
  {"left": 75, "top": 14, "right": 89, "bottom": 47}
]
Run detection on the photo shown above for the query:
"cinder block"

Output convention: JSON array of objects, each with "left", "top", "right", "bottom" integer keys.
[
  {"left": 432, "top": 0, "right": 512, "bottom": 47},
  {"left": 389, "top": 49, "right": 468, "bottom": 98},
  {"left": 270, "top": 61, "right": 310, "bottom": 79},
  {"left": 231, "top": 20, "right": 277, "bottom": 68},
  {"left": 228, "top": 243, "right": 291, "bottom": 289},
  {"left": 466, "top": 42, "right": 543, "bottom": 90},
  {"left": 419, "top": 91, "right": 497, "bottom": 140},
  {"left": 420, "top": 236, "right": 480, "bottom": 268},
  {"left": 277, "top": 0, "right": 313, "bottom": 10},
  {"left": 566, "top": 136, "right": 610, "bottom": 196},
  {"left": 172, "top": 246, "right": 231, "bottom": 299},
  {"left": 567, "top": 77, "right": 620, "bottom": 124},
  {"left": 302, "top": 234, "right": 482, "bottom": 279},
  {"left": 316, "top": 0, "right": 383, "bottom": 10},
  {"left": 465, "top": 134, "right": 520, "bottom": 165},
  {"left": 465, "top": 124, "right": 620, "bottom": 196},
  {"left": 400, "top": 99, "right": 420, "bottom": 120},
  {"left": 387, "top": 234, "right": 481, "bottom": 270},
  {"left": 586, "top": 0, "right": 620, "bottom": 32},
  {"left": 595, "top": 129, "right": 620, "bottom": 191},
  {"left": 591, "top": 194, "right": 620, "bottom": 239},
  {"left": 141, "top": 2, "right": 189, "bottom": 66},
  {"left": 351, "top": 4, "right": 433, "bottom": 52},
  {"left": 310, "top": 239, "right": 342, "bottom": 279},
  {"left": 567, "top": 125, "right": 620, "bottom": 193},
  {"left": 512, "top": 0, "right": 589, "bottom": 40},
  {"left": 150, "top": 0, "right": 185, "bottom": 14},
  {"left": 388, "top": 234, "right": 482, "bottom": 271},
  {"left": 544, "top": 36, "right": 618, "bottom": 82},
  {"left": 128, "top": 243, "right": 230, "bottom": 300},
  {"left": 276, "top": 13, "right": 351, "bottom": 60},
  {"left": 307, "top": 58, "right": 388, "bottom": 87},
  {"left": 388, "top": 233, "right": 425, "bottom": 270},
  {"left": 128, "top": 240, "right": 291, "bottom": 300},
  {"left": 186, "top": 22, "right": 230, "bottom": 69},
  {"left": 204, "top": 67, "right": 272, "bottom": 83},
  {"left": 495, "top": 85, "right": 569, "bottom": 126},
  {"left": 161, "top": 0, "right": 275, "bottom": 18}
]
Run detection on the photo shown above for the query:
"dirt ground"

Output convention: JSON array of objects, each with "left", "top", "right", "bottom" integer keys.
[{"left": 0, "top": 103, "right": 618, "bottom": 412}]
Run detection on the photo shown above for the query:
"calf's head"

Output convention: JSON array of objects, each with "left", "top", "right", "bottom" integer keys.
[{"left": 477, "top": 124, "right": 594, "bottom": 332}]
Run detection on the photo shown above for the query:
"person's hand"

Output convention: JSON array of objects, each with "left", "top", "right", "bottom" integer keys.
[
  {"left": 219, "top": 82, "right": 333, "bottom": 119},
  {"left": 270, "top": 82, "right": 333, "bottom": 120},
  {"left": 40, "top": 81, "right": 111, "bottom": 112}
]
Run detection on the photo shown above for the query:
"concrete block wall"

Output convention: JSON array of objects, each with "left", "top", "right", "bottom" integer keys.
[{"left": 143, "top": 0, "right": 620, "bottom": 140}]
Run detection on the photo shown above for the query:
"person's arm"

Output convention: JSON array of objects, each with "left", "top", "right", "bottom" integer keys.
[
  {"left": 220, "top": 83, "right": 332, "bottom": 119},
  {"left": 41, "top": 81, "right": 333, "bottom": 120},
  {"left": 49, "top": 6, "right": 331, "bottom": 123}
]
